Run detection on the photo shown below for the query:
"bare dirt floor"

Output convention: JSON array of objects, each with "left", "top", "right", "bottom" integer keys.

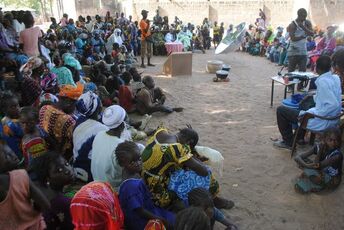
[{"left": 134, "top": 49, "right": 344, "bottom": 230}]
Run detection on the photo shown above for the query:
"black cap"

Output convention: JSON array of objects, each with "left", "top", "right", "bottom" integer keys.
[{"left": 141, "top": 10, "right": 148, "bottom": 15}]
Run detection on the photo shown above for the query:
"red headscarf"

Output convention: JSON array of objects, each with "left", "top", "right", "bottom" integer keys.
[{"left": 71, "top": 182, "right": 124, "bottom": 230}]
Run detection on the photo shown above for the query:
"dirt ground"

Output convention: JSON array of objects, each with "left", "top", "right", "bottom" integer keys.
[{"left": 135, "top": 50, "right": 344, "bottom": 230}]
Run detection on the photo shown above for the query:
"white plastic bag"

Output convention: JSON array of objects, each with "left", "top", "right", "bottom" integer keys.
[{"left": 194, "top": 146, "right": 224, "bottom": 177}]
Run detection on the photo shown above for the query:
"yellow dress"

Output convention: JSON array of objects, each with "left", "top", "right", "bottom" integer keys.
[{"left": 141, "top": 128, "right": 219, "bottom": 207}]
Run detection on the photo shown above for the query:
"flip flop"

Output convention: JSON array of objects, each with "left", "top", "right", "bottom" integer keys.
[
  {"left": 173, "top": 107, "right": 184, "bottom": 112},
  {"left": 270, "top": 137, "right": 278, "bottom": 142},
  {"left": 214, "top": 198, "right": 235, "bottom": 210}
]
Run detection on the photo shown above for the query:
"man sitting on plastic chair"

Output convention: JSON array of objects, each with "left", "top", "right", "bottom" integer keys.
[{"left": 273, "top": 55, "right": 342, "bottom": 149}]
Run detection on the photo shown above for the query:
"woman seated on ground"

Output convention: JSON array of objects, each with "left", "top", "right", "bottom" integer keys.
[
  {"left": 39, "top": 84, "right": 84, "bottom": 156},
  {"left": 141, "top": 126, "right": 234, "bottom": 210},
  {"left": 116, "top": 141, "right": 175, "bottom": 230},
  {"left": 73, "top": 91, "right": 108, "bottom": 182},
  {"left": 0, "top": 142, "right": 50, "bottom": 229},
  {"left": 51, "top": 56, "right": 76, "bottom": 87},
  {"left": 119, "top": 72, "right": 135, "bottom": 113},
  {"left": 294, "top": 127, "right": 343, "bottom": 193},
  {"left": 70, "top": 181, "right": 124, "bottom": 230},
  {"left": 20, "top": 57, "right": 44, "bottom": 106},
  {"left": 32, "top": 151, "right": 75, "bottom": 229}
]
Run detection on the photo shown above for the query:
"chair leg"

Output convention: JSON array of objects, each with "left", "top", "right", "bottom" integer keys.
[
  {"left": 291, "top": 127, "right": 300, "bottom": 157},
  {"left": 309, "top": 133, "right": 316, "bottom": 145}
]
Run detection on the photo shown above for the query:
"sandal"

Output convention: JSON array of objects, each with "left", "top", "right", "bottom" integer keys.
[{"left": 213, "top": 197, "right": 235, "bottom": 210}]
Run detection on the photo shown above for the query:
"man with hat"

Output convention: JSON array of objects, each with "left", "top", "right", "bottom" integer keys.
[
  {"left": 140, "top": 9, "right": 155, "bottom": 68},
  {"left": 91, "top": 105, "right": 129, "bottom": 188}
]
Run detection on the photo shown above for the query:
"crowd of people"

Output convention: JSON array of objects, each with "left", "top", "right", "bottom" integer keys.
[
  {"left": 242, "top": 9, "right": 344, "bottom": 194},
  {"left": 0, "top": 7, "right": 239, "bottom": 230},
  {"left": 242, "top": 8, "right": 344, "bottom": 73},
  {"left": 1, "top": 4, "right": 344, "bottom": 229}
]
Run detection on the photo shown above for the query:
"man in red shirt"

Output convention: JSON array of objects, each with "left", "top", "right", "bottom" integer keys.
[{"left": 139, "top": 10, "right": 154, "bottom": 68}]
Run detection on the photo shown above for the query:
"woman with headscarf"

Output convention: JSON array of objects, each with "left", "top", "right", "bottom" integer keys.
[
  {"left": 141, "top": 127, "right": 234, "bottom": 210},
  {"left": 91, "top": 105, "right": 131, "bottom": 189},
  {"left": 106, "top": 28, "right": 123, "bottom": 54},
  {"left": 51, "top": 56, "right": 76, "bottom": 87},
  {"left": 72, "top": 91, "right": 108, "bottom": 182},
  {"left": 176, "top": 26, "right": 192, "bottom": 51},
  {"left": 40, "top": 67, "right": 59, "bottom": 95},
  {"left": 70, "top": 181, "right": 124, "bottom": 230},
  {"left": 20, "top": 57, "right": 44, "bottom": 106},
  {"left": 309, "top": 25, "right": 337, "bottom": 70},
  {"left": 75, "top": 33, "right": 88, "bottom": 55},
  {"left": 39, "top": 83, "right": 84, "bottom": 156}
]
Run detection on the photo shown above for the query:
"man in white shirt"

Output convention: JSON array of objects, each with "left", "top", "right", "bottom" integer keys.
[
  {"left": 165, "top": 29, "right": 175, "bottom": 43},
  {"left": 274, "top": 55, "right": 342, "bottom": 149},
  {"left": 91, "top": 105, "right": 128, "bottom": 189}
]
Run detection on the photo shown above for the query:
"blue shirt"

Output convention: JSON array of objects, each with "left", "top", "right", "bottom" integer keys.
[
  {"left": 119, "top": 178, "right": 175, "bottom": 230},
  {"left": 300, "top": 71, "right": 342, "bottom": 131}
]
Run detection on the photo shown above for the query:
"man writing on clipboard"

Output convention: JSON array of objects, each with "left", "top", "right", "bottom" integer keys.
[{"left": 140, "top": 10, "right": 155, "bottom": 68}]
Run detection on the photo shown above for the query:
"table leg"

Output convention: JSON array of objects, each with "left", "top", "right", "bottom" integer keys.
[
  {"left": 284, "top": 85, "right": 287, "bottom": 99},
  {"left": 270, "top": 80, "right": 274, "bottom": 107}
]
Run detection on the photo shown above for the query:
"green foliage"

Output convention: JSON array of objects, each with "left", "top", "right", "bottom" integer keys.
[{"left": 0, "top": 0, "right": 42, "bottom": 13}]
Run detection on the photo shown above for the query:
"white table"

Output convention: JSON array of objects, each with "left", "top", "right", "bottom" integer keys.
[{"left": 270, "top": 76, "right": 300, "bottom": 107}]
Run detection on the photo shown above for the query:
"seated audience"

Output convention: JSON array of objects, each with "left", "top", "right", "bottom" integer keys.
[
  {"left": 274, "top": 56, "right": 342, "bottom": 149},
  {"left": 0, "top": 142, "right": 50, "bottom": 229},
  {"left": 116, "top": 141, "right": 175, "bottom": 230},
  {"left": 294, "top": 127, "right": 343, "bottom": 193},
  {"left": 70, "top": 181, "right": 124, "bottom": 229}
]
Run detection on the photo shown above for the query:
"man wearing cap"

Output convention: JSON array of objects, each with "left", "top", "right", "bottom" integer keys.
[
  {"left": 140, "top": 9, "right": 155, "bottom": 68},
  {"left": 91, "top": 105, "right": 130, "bottom": 189}
]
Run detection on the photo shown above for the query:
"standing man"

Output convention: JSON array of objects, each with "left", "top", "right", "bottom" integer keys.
[
  {"left": 139, "top": 10, "right": 154, "bottom": 68},
  {"left": 287, "top": 8, "right": 314, "bottom": 89}
]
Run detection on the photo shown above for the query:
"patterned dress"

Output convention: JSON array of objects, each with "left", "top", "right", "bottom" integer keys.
[
  {"left": 39, "top": 105, "right": 75, "bottom": 153},
  {"left": 141, "top": 128, "right": 219, "bottom": 208}
]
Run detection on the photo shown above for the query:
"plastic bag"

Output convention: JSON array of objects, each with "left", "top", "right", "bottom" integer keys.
[{"left": 194, "top": 146, "right": 224, "bottom": 177}]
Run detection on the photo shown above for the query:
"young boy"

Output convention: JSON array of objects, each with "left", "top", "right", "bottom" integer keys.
[
  {"left": 1, "top": 93, "right": 24, "bottom": 163},
  {"left": 19, "top": 106, "right": 48, "bottom": 168},
  {"left": 119, "top": 72, "right": 135, "bottom": 113}
]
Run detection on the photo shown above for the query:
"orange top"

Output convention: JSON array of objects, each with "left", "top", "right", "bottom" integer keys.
[
  {"left": 140, "top": 19, "right": 151, "bottom": 40},
  {"left": 0, "top": 169, "right": 46, "bottom": 230}
]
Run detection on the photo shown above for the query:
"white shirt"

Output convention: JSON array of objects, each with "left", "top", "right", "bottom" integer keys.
[
  {"left": 91, "top": 131, "right": 125, "bottom": 189},
  {"left": 165, "top": 33, "right": 174, "bottom": 43},
  {"left": 12, "top": 19, "right": 23, "bottom": 35},
  {"left": 300, "top": 71, "right": 342, "bottom": 131}
]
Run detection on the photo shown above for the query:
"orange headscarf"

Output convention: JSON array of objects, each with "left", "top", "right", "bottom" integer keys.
[{"left": 59, "top": 82, "right": 84, "bottom": 100}]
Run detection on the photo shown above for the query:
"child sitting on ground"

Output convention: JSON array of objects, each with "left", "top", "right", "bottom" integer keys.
[
  {"left": 32, "top": 151, "right": 75, "bottom": 229},
  {"left": 294, "top": 127, "right": 343, "bottom": 193},
  {"left": 0, "top": 142, "right": 50, "bottom": 229},
  {"left": 129, "top": 67, "right": 145, "bottom": 97},
  {"left": 119, "top": 72, "right": 135, "bottom": 113},
  {"left": 175, "top": 207, "right": 211, "bottom": 230},
  {"left": 19, "top": 107, "right": 48, "bottom": 169},
  {"left": 1, "top": 92, "right": 24, "bottom": 163},
  {"left": 116, "top": 141, "right": 175, "bottom": 230},
  {"left": 188, "top": 188, "right": 238, "bottom": 230}
]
